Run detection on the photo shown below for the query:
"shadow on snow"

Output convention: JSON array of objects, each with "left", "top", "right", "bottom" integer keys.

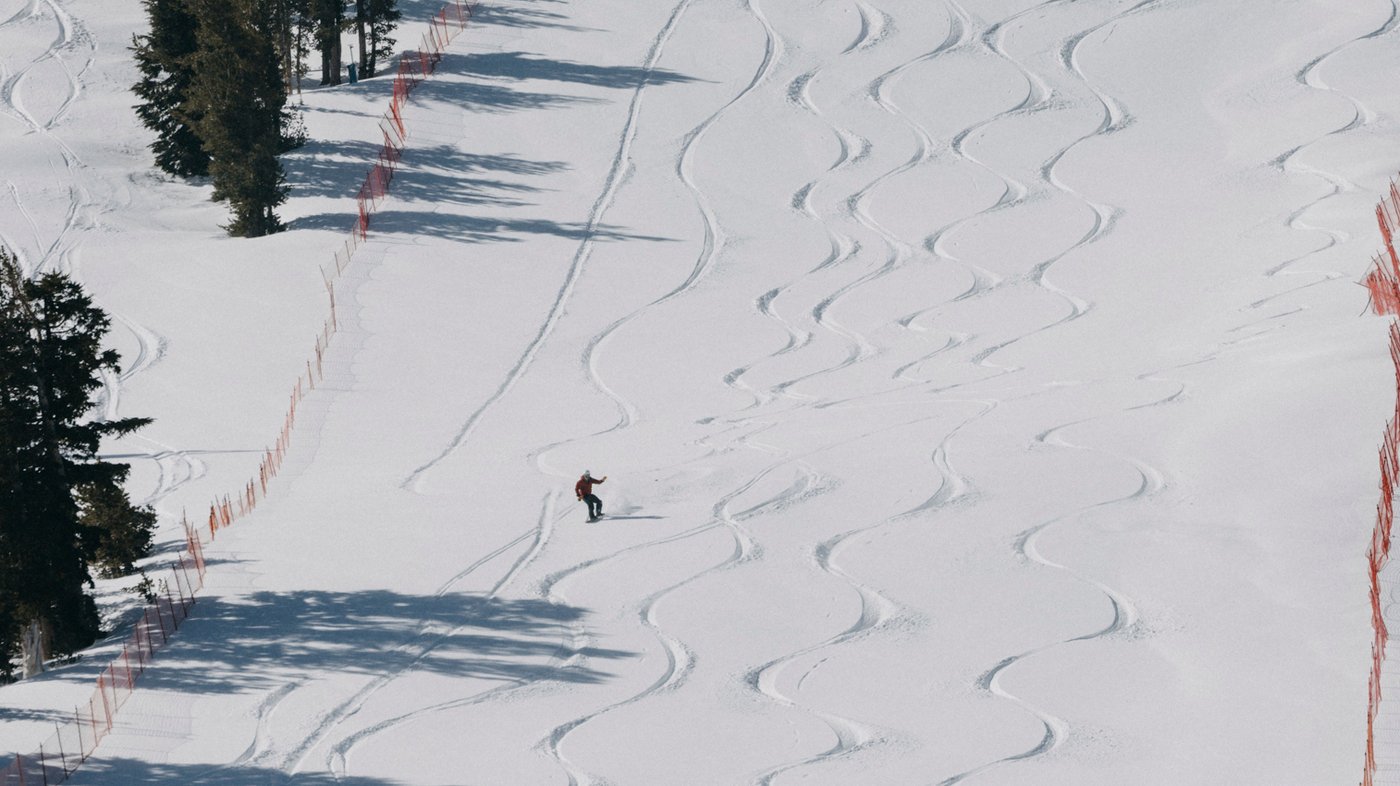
[
  {"left": 429, "top": 50, "right": 699, "bottom": 90},
  {"left": 65, "top": 757, "right": 401, "bottom": 785},
  {"left": 466, "top": 0, "right": 594, "bottom": 33},
  {"left": 290, "top": 207, "right": 674, "bottom": 245},
  {"left": 397, "top": 0, "right": 591, "bottom": 34},
  {"left": 129, "top": 590, "right": 631, "bottom": 695},
  {"left": 283, "top": 139, "right": 566, "bottom": 206}
]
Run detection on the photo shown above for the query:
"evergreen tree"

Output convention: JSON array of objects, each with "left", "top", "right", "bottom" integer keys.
[
  {"left": 185, "top": 0, "right": 290, "bottom": 237},
  {"left": 77, "top": 480, "right": 157, "bottom": 579},
  {"left": 359, "top": 0, "right": 399, "bottom": 79},
  {"left": 266, "top": 0, "right": 302, "bottom": 95},
  {"left": 309, "top": 0, "right": 346, "bottom": 86},
  {"left": 258, "top": 0, "right": 310, "bottom": 149},
  {"left": 131, "top": 0, "right": 210, "bottom": 178},
  {"left": 292, "top": 3, "right": 315, "bottom": 93},
  {"left": 354, "top": 0, "right": 366, "bottom": 81},
  {"left": 0, "top": 249, "right": 153, "bottom": 679}
]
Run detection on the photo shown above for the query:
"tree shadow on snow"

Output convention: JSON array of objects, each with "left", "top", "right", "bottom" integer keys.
[
  {"left": 290, "top": 208, "right": 675, "bottom": 246},
  {"left": 429, "top": 51, "right": 698, "bottom": 90},
  {"left": 63, "top": 757, "right": 400, "bottom": 785},
  {"left": 397, "top": 0, "right": 587, "bottom": 34},
  {"left": 402, "top": 74, "right": 601, "bottom": 114},
  {"left": 126, "top": 590, "right": 631, "bottom": 695},
  {"left": 307, "top": 56, "right": 630, "bottom": 115},
  {"left": 283, "top": 139, "right": 566, "bottom": 206},
  {"left": 0, "top": 705, "right": 71, "bottom": 724},
  {"left": 467, "top": 0, "right": 593, "bottom": 33}
]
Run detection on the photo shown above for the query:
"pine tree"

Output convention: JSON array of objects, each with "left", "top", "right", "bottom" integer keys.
[
  {"left": 257, "top": 0, "right": 311, "bottom": 149},
  {"left": 266, "top": 0, "right": 301, "bottom": 94},
  {"left": 185, "top": 0, "right": 290, "bottom": 237},
  {"left": 0, "top": 249, "right": 153, "bottom": 680},
  {"left": 354, "top": 0, "right": 367, "bottom": 80},
  {"left": 131, "top": 0, "right": 210, "bottom": 178},
  {"left": 360, "top": 0, "right": 399, "bottom": 79},
  {"left": 309, "top": 0, "right": 346, "bottom": 86},
  {"left": 78, "top": 480, "right": 157, "bottom": 580}
]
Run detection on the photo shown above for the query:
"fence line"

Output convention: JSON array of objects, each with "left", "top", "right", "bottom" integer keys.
[
  {"left": 0, "top": 534, "right": 206, "bottom": 786},
  {"left": 1359, "top": 177, "right": 1400, "bottom": 786},
  {"left": 0, "top": 3, "right": 476, "bottom": 782}
]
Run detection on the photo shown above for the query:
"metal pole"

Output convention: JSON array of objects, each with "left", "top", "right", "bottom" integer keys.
[{"left": 53, "top": 723, "right": 67, "bottom": 776}]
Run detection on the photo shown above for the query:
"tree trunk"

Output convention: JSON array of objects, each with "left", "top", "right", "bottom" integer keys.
[
  {"left": 356, "top": 0, "right": 367, "bottom": 75},
  {"left": 279, "top": 2, "right": 293, "bottom": 95},
  {"left": 295, "top": 15, "right": 306, "bottom": 94},
  {"left": 330, "top": 33, "right": 342, "bottom": 85},
  {"left": 20, "top": 619, "right": 44, "bottom": 678},
  {"left": 366, "top": 21, "right": 379, "bottom": 78}
]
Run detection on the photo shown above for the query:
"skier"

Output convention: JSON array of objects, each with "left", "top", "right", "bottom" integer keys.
[{"left": 576, "top": 470, "right": 607, "bottom": 522}]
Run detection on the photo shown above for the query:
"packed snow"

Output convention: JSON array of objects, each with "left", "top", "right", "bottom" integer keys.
[{"left": 2, "top": 0, "right": 1399, "bottom": 783}]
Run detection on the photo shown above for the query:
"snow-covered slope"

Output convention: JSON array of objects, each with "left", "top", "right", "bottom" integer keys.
[{"left": 2, "top": 0, "right": 1398, "bottom": 783}]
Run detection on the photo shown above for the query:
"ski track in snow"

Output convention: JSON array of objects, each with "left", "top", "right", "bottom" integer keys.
[
  {"left": 1253, "top": 0, "right": 1397, "bottom": 301},
  {"left": 751, "top": 405, "right": 989, "bottom": 784},
  {"left": 208, "top": 486, "right": 570, "bottom": 782},
  {"left": 692, "top": 3, "right": 1005, "bottom": 776},
  {"left": 533, "top": 2, "right": 789, "bottom": 781},
  {"left": 693, "top": 0, "right": 1175, "bottom": 780},
  {"left": 936, "top": 420, "right": 1161, "bottom": 786},
  {"left": 919, "top": 1, "right": 1176, "bottom": 780},
  {"left": 566, "top": 2, "right": 1034, "bottom": 778},
  {"left": 401, "top": 0, "right": 700, "bottom": 494},
  {"left": 11, "top": 0, "right": 1385, "bottom": 781},
  {"left": 299, "top": 3, "right": 715, "bottom": 779},
  {"left": 525, "top": 1, "right": 994, "bottom": 779},
  {"left": 751, "top": 3, "right": 894, "bottom": 407},
  {"left": 0, "top": 0, "right": 178, "bottom": 515},
  {"left": 310, "top": 497, "right": 572, "bottom": 782},
  {"left": 725, "top": 5, "right": 988, "bottom": 780},
  {"left": 236, "top": 238, "right": 585, "bottom": 782}
]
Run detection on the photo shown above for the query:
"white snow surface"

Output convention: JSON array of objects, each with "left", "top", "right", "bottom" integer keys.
[{"left": 2, "top": 0, "right": 1398, "bottom": 783}]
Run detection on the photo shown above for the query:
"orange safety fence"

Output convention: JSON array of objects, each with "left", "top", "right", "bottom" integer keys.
[
  {"left": 1362, "top": 177, "right": 1400, "bottom": 786},
  {"left": 0, "top": 530, "right": 205, "bottom": 786},
  {"left": 1363, "top": 181, "right": 1400, "bottom": 318},
  {"left": 0, "top": 2, "right": 477, "bottom": 783}
]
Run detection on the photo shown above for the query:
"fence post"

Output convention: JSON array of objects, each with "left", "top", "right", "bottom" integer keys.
[
  {"left": 76, "top": 708, "right": 88, "bottom": 762},
  {"left": 96, "top": 678, "right": 112, "bottom": 733},
  {"left": 155, "top": 601, "right": 170, "bottom": 644},
  {"left": 53, "top": 723, "right": 67, "bottom": 777},
  {"left": 167, "top": 589, "right": 182, "bottom": 629},
  {"left": 179, "top": 557, "right": 196, "bottom": 605},
  {"left": 147, "top": 609, "right": 158, "bottom": 656},
  {"left": 107, "top": 665, "right": 120, "bottom": 714}
]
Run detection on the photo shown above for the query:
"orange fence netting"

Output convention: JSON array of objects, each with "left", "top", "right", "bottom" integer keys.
[{"left": 1361, "top": 177, "right": 1400, "bottom": 786}]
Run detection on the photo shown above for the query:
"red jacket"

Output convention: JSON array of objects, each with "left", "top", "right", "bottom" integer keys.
[{"left": 575, "top": 476, "right": 604, "bottom": 498}]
